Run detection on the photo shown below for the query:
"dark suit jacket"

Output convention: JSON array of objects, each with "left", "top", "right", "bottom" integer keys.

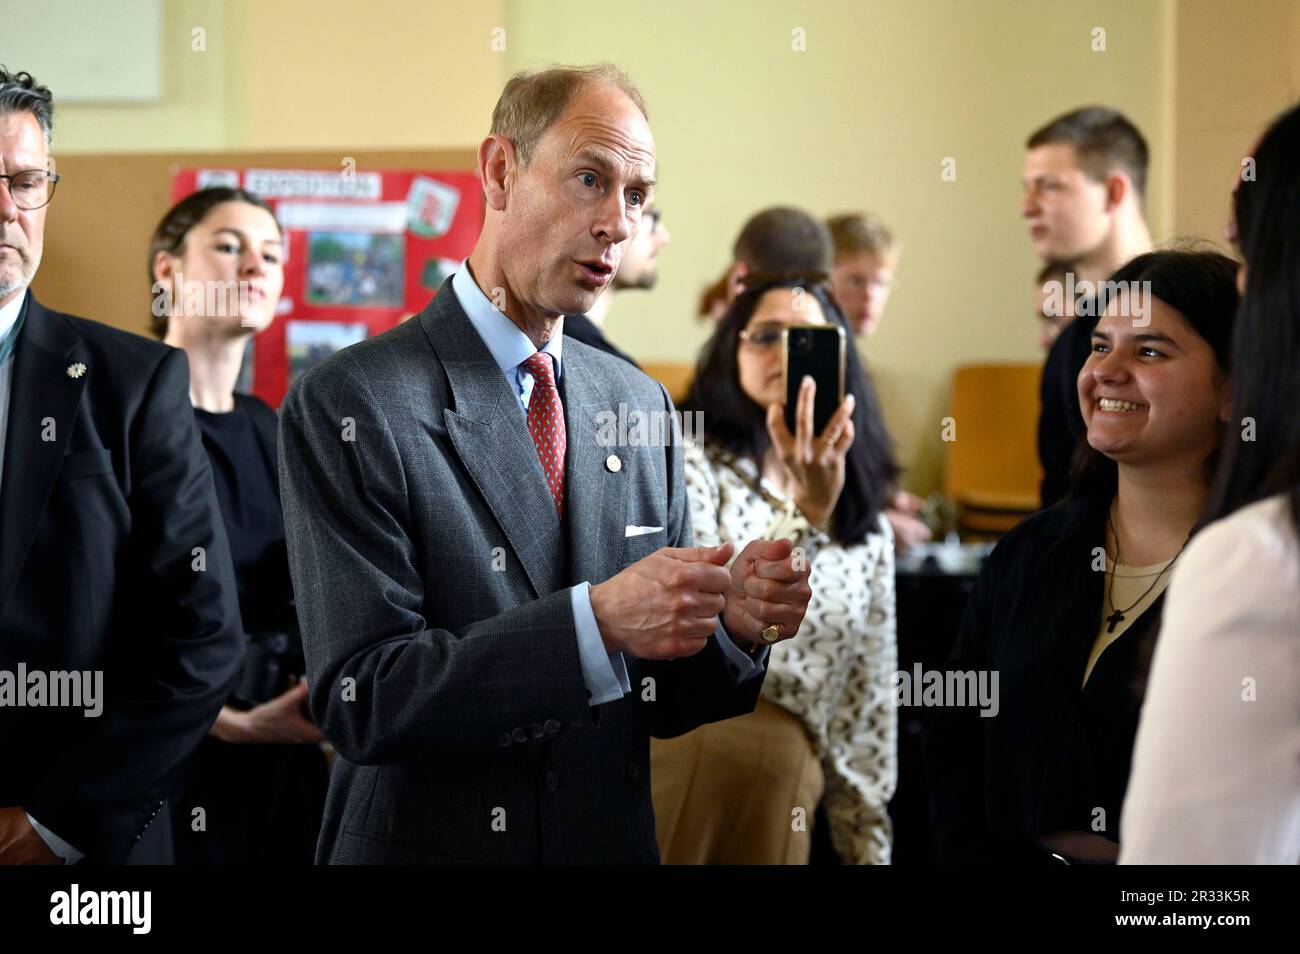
[
  {"left": 563, "top": 313, "right": 641, "bottom": 369},
  {"left": 1038, "top": 313, "right": 1095, "bottom": 507},
  {"left": 279, "top": 279, "right": 766, "bottom": 864},
  {"left": 0, "top": 294, "right": 244, "bottom": 863},
  {"left": 922, "top": 494, "right": 1162, "bottom": 864}
]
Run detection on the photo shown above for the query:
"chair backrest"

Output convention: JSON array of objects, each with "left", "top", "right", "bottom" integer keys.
[
  {"left": 942, "top": 363, "right": 1044, "bottom": 513},
  {"left": 640, "top": 362, "right": 695, "bottom": 406}
]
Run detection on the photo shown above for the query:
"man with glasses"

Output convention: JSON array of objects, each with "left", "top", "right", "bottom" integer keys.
[
  {"left": 564, "top": 203, "right": 671, "bottom": 368},
  {"left": 0, "top": 67, "right": 242, "bottom": 864}
]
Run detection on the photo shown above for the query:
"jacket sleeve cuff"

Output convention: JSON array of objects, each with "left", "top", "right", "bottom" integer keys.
[{"left": 25, "top": 812, "right": 84, "bottom": 864}]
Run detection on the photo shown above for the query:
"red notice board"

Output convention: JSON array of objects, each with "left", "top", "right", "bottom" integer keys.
[{"left": 171, "top": 166, "right": 483, "bottom": 407}]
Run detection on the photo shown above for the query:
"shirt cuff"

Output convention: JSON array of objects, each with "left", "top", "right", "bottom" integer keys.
[
  {"left": 26, "top": 812, "right": 84, "bottom": 864},
  {"left": 715, "top": 622, "right": 769, "bottom": 684},
  {"left": 571, "top": 581, "right": 631, "bottom": 706}
]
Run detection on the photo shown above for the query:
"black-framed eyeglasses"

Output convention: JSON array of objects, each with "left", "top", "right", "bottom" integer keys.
[
  {"left": 0, "top": 169, "right": 60, "bottom": 211},
  {"left": 738, "top": 324, "right": 785, "bottom": 349}
]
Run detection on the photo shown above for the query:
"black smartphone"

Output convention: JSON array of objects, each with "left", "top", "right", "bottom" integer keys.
[{"left": 783, "top": 324, "right": 846, "bottom": 435}]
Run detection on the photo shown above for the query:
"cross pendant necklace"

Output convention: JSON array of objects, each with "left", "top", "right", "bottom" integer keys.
[{"left": 1105, "top": 503, "right": 1188, "bottom": 634}]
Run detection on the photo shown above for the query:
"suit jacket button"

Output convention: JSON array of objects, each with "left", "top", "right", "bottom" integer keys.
[
  {"left": 543, "top": 718, "right": 561, "bottom": 734},
  {"left": 497, "top": 732, "right": 512, "bottom": 747},
  {"left": 627, "top": 763, "right": 640, "bottom": 780},
  {"left": 529, "top": 722, "right": 545, "bottom": 739},
  {"left": 545, "top": 771, "right": 558, "bottom": 792},
  {"left": 512, "top": 726, "right": 528, "bottom": 743}
]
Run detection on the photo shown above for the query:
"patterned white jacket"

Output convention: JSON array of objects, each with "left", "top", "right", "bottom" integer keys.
[{"left": 683, "top": 438, "right": 898, "bottom": 864}]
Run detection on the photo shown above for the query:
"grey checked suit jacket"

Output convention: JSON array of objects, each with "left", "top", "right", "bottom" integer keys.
[{"left": 279, "top": 280, "right": 767, "bottom": 864}]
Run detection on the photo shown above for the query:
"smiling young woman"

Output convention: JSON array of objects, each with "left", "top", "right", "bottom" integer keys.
[{"left": 924, "top": 247, "right": 1239, "bottom": 865}]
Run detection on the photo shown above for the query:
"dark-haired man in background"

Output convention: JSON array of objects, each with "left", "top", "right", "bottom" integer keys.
[
  {"left": 1022, "top": 106, "right": 1153, "bottom": 506},
  {"left": 729, "top": 205, "right": 833, "bottom": 298},
  {"left": 564, "top": 202, "right": 670, "bottom": 367}
]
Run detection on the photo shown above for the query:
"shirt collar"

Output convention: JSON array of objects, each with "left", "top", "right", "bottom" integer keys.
[
  {"left": 450, "top": 261, "right": 563, "bottom": 378},
  {"left": 0, "top": 289, "right": 26, "bottom": 343}
]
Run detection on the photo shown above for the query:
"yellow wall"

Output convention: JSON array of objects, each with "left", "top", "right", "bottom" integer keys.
[
  {"left": 48, "top": 0, "right": 506, "bottom": 153},
  {"left": 504, "top": 0, "right": 1172, "bottom": 493},
  {"left": 52, "top": 0, "right": 243, "bottom": 152},
  {"left": 24, "top": 0, "right": 1297, "bottom": 496},
  {"left": 1170, "top": 0, "right": 1300, "bottom": 245},
  {"left": 238, "top": 0, "right": 506, "bottom": 150}
]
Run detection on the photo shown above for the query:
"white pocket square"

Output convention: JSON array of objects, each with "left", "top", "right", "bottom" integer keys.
[{"left": 624, "top": 525, "right": 664, "bottom": 538}]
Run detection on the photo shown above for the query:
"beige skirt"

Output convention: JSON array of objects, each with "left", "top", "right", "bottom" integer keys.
[{"left": 651, "top": 696, "right": 825, "bottom": 865}]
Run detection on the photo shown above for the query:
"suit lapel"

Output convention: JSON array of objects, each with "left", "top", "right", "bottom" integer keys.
[
  {"left": 560, "top": 348, "right": 629, "bottom": 588},
  {"left": 421, "top": 284, "right": 565, "bottom": 598},
  {"left": 0, "top": 295, "right": 87, "bottom": 617}
]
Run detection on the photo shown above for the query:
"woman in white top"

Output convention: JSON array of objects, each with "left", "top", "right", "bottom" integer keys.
[
  {"left": 1121, "top": 104, "right": 1300, "bottom": 864},
  {"left": 651, "top": 274, "right": 901, "bottom": 864}
]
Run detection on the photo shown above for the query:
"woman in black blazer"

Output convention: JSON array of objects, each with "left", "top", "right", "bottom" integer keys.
[{"left": 924, "top": 248, "right": 1240, "bottom": 864}]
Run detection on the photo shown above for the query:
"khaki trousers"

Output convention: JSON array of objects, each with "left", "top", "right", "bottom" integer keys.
[{"left": 651, "top": 696, "right": 825, "bottom": 865}]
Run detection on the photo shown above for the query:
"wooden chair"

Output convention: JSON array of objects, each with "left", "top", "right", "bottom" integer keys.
[
  {"left": 942, "top": 363, "right": 1044, "bottom": 540},
  {"left": 640, "top": 362, "right": 695, "bottom": 406}
]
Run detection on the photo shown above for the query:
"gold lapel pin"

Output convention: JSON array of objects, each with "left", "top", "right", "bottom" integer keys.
[{"left": 67, "top": 362, "right": 87, "bottom": 379}]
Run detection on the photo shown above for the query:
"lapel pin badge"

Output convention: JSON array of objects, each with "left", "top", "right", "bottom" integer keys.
[
  {"left": 66, "top": 362, "right": 87, "bottom": 379},
  {"left": 605, "top": 454, "right": 622, "bottom": 473}
]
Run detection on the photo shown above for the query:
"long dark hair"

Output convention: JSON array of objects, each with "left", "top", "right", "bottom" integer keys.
[
  {"left": 1069, "top": 248, "right": 1240, "bottom": 501},
  {"left": 683, "top": 275, "right": 899, "bottom": 545},
  {"left": 147, "top": 186, "right": 279, "bottom": 339},
  {"left": 1205, "top": 104, "right": 1300, "bottom": 541}
]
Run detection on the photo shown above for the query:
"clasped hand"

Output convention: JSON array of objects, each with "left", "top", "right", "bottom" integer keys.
[{"left": 591, "top": 538, "right": 813, "bottom": 660}]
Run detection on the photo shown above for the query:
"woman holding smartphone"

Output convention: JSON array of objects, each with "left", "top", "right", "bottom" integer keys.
[{"left": 651, "top": 274, "right": 901, "bottom": 864}]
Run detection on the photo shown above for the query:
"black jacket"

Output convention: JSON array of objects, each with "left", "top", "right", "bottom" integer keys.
[
  {"left": 1038, "top": 316, "right": 1093, "bottom": 508},
  {"left": 922, "top": 494, "right": 1162, "bottom": 864},
  {"left": 563, "top": 313, "right": 641, "bottom": 369},
  {"left": 0, "top": 294, "right": 244, "bottom": 863}
]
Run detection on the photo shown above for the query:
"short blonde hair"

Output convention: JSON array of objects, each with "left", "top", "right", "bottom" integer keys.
[
  {"left": 827, "top": 213, "right": 898, "bottom": 262},
  {"left": 491, "top": 64, "right": 647, "bottom": 167}
]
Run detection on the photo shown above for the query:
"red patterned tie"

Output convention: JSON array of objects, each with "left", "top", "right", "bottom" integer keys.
[{"left": 521, "top": 352, "right": 567, "bottom": 518}]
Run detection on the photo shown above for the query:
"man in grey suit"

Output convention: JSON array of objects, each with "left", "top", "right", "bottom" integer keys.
[{"left": 279, "top": 64, "right": 813, "bottom": 864}]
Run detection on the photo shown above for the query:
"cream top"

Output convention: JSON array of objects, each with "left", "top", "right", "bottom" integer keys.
[{"left": 1120, "top": 494, "right": 1300, "bottom": 864}]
